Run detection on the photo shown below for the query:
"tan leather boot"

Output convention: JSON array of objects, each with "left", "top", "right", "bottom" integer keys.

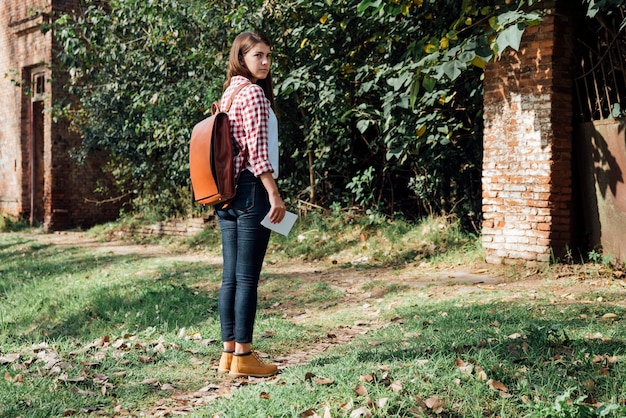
[
  {"left": 229, "top": 351, "right": 278, "bottom": 377},
  {"left": 217, "top": 351, "right": 233, "bottom": 373}
]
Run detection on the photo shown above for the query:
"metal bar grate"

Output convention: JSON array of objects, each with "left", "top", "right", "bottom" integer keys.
[{"left": 575, "top": 7, "right": 626, "bottom": 123}]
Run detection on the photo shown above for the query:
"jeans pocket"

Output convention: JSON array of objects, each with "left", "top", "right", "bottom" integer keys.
[{"left": 230, "top": 182, "right": 256, "bottom": 212}]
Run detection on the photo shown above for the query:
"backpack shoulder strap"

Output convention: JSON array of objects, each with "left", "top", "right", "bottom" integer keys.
[{"left": 213, "top": 81, "right": 251, "bottom": 114}]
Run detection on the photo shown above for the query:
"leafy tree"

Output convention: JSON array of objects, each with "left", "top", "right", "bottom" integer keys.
[
  {"left": 265, "top": 0, "right": 542, "bottom": 228},
  {"left": 585, "top": 0, "right": 626, "bottom": 19},
  {"left": 52, "top": 0, "right": 263, "bottom": 217},
  {"left": 53, "top": 0, "right": 584, "bottom": 228}
]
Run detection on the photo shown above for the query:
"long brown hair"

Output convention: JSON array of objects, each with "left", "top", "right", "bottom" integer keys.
[{"left": 223, "top": 31, "right": 275, "bottom": 110}]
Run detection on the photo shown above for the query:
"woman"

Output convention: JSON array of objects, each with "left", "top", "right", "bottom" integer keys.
[{"left": 215, "top": 31, "right": 285, "bottom": 378}]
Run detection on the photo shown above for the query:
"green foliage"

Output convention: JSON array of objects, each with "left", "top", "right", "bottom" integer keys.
[
  {"left": 0, "top": 215, "right": 29, "bottom": 232},
  {"left": 52, "top": 0, "right": 263, "bottom": 218},
  {"left": 266, "top": 0, "right": 498, "bottom": 226},
  {"left": 527, "top": 387, "right": 624, "bottom": 417},
  {"left": 588, "top": 249, "right": 616, "bottom": 266},
  {"left": 51, "top": 0, "right": 545, "bottom": 227},
  {"left": 585, "top": 0, "right": 626, "bottom": 18},
  {"left": 266, "top": 211, "right": 480, "bottom": 267},
  {"left": 526, "top": 322, "right": 569, "bottom": 348}
]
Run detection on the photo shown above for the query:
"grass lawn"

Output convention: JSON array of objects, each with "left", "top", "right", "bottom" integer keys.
[{"left": 1, "top": 214, "right": 625, "bottom": 417}]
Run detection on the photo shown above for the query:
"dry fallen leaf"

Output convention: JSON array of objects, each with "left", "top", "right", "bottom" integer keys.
[
  {"left": 0, "top": 353, "right": 20, "bottom": 364},
  {"left": 260, "top": 391, "right": 270, "bottom": 399},
  {"left": 260, "top": 330, "right": 277, "bottom": 338},
  {"left": 455, "top": 358, "right": 474, "bottom": 376},
  {"left": 601, "top": 313, "right": 618, "bottom": 320},
  {"left": 390, "top": 380, "right": 403, "bottom": 393},
  {"left": 359, "top": 374, "right": 374, "bottom": 383},
  {"left": 140, "top": 378, "right": 160, "bottom": 386},
  {"left": 424, "top": 396, "right": 444, "bottom": 412},
  {"left": 313, "top": 377, "right": 335, "bottom": 385},
  {"left": 69, "top": 387, "right": 99, "bottom": 397},
  {"left": 349, "top": 406, "right": 372, "bottom": 418},
  {"left": 487, "top": 379, "right": 508, "bottom": 393},
  {"left": 584, "top": 333, "right": 612, "bottom": 342},
  {"left": 341, "top": 399, "right": 354, "bottom": 411},
  {"left": 189, "top": 357, "right": 204, "bottom": 366},
  {"left": 299, "top": 408, "right": 316, "bottom": 417},
  {"left": 354, "top": 384, "right": 368, "bottom": 396}
]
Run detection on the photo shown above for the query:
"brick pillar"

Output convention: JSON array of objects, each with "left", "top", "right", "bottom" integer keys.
[{"left": 482, "top": 1, "right": 578, "bottom": 264}]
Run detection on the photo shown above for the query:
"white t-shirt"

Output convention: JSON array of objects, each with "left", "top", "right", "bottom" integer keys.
[{"left": 268, "top": 107, "right": 279, "bottom": 179}]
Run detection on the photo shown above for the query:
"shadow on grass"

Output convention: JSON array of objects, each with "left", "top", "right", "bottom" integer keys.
[
  {"left": 0, "top": 236, "right": 223, "bottom": 342},
  {"left": 0, "top": 241, "right": 121, "bottom": 294},
  {"left": 347, "top": 301, "right": 626, "bottom": 407},
  {"left": 356, "top": 300, "right": 626, "bottom": 358},
  {"left": 46, "top": 265, "right": 221, "bottom": 340}
]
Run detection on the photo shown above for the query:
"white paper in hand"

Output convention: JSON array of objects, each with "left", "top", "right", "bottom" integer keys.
[{"left": 261, "top": 211, "right": 297, "bottom": 236}]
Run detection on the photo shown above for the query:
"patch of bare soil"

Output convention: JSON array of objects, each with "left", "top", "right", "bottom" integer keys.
[{"left": 23, "top": 231, "right": 626, "bottom": 416}]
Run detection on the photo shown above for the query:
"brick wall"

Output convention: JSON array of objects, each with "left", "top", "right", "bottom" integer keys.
[
  {"left": 0, "top": 0, "right": 123, "bottom": 230},
  {"left": 482, "top": 0, "right": 578, "bottom": 264},
  {"left": 0, "top": 1, "right": 50, "bottom": 216}
]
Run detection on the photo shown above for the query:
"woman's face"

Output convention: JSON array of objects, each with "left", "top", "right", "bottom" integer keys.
[{"left": 242, "top": 42, "right": 271, "bottom": 83}]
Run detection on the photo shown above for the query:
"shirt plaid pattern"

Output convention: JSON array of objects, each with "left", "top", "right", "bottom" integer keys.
[{"left": 221, "top": 76, "right": 274, "bottom": 179}]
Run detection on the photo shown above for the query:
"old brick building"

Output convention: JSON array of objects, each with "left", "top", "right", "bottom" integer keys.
[
  {"left": 482, "top": 0, "right": 626, "bottom": 263},
  {"left": 0, "top": 0, "right": 120, "bottom": 230}
]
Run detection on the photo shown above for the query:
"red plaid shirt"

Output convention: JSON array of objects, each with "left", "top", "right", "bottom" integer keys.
[{"left": 221, "top": 76, "right": 275, "bottom": 179}]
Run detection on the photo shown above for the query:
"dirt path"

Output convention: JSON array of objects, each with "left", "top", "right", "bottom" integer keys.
[{"left": 22, "top": 231, "right": 626, "bottom": 416}]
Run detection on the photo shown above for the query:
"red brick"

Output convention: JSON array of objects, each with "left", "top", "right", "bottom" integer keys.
[
  {"left": 0, "top": 0, "right": 122, "bottom": 230},
  {"left": 482, "top": 0, "right": 575, "bottom": 264}
]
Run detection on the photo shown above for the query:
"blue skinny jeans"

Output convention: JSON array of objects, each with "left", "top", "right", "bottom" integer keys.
[{"left": 215, "top": 170, "right": 271, "bottom": 344}]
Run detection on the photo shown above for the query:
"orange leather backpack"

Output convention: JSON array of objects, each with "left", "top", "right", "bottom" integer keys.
[{"left": 189, "top": 83, "right": 248, "bottom": 205}]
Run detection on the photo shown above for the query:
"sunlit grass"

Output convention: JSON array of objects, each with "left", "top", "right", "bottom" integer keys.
[
  {"left": 196, "top": 296, "right": 626, "bottom": 417},
  {"left": 1, "top": 213, "right": 625, "bottom": 417}
]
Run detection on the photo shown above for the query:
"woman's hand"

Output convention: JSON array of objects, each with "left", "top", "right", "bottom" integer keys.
[
  {"left": 268, "top": 193, "right": 286, "bottom": 224},
  {"left": 259, "top": 172, "right": 286, "bottom": 223}
]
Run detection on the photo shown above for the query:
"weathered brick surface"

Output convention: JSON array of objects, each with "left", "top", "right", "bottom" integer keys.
[
  {"left": 0, "top": 0, "right": 122, "bottom": 230},
  {"left": 482, "top": 1, "right": 577, "bottom": 263}
]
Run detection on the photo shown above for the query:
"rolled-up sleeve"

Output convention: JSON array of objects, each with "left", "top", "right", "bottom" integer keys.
[{"left": 237, "top": 85, "right": 274, "bottom": 177}]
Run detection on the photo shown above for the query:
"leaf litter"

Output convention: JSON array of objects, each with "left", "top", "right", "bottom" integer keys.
[{"left": 7, "top": 231, "right": 626, "bottom": 416}]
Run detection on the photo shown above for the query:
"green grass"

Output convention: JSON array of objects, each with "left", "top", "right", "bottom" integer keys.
[
  {"left": 196, "top": 296, "right": 626, "bottom": 417},
  {"left": 1, "top": 213, "right": 625, "bottom": 417}
]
